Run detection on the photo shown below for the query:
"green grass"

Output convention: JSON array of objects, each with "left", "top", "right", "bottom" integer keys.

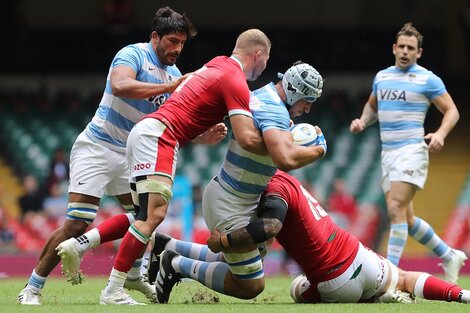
[{"left": 1, "top": 276, "right": 469, "bottom": 312}]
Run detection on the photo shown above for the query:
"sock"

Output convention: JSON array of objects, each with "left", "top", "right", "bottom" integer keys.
[
  {"left": 409, "top": 217, "right": 452, "bottom": 261},
  {"left": 414, "top": 273, "right": 463, "bottom": 301},
  {"left": 75, "top": 228, "right": 100, "bottom": 254},
  {"left": 127, "top": 258, "right": 143, "bottom": 280},
  {"left": 172, "top": 255, "right": 229, "bottom": 294},
  {"left": 167, "top": 239, "right": 223, "bottom": 262},
  {"left": 114, "top": 224, "right": 149, "bottom": 273},
  {"left": 96, "top": 213, "right": 135, "bottom": 244},
  {"left": 26, "top": 270, "right": 47, "bottom": 291},
  {"left": 387, "top": 223, "right": 408, "bottom": 266},
  {"left": 103, "top": 268, "right": 128, "bottom": 296}
]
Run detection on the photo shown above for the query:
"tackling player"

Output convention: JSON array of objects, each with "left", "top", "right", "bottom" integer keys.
[
  {"left": 98, "top": 28, "right": 272, "bottom": 305},
  {"left": 207, "top": 170, "right": 470, "bottom": 304}
]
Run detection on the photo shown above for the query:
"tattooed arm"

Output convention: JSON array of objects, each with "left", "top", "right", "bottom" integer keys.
[{"left": 207, "top": 195, "right": 287, "bottom": 253}]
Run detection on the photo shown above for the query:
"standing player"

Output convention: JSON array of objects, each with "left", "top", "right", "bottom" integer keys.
[
  {"left": 98, "top": 28, "right": 272, "bottom": 305},
  {"left": 349, "top": 22, "right": 466, "bottom": 281},
  {"left": 148, "top": 61, "right": 326, "bottom": 303},
  {"left": 206, "top": 170, "right": 470, "bottom": 304},
  {"left": 18, "top": 7, "right": 196, "bottom": 305}
]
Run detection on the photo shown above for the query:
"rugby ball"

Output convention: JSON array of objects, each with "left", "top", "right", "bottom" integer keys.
[{"left": 290, "top": 123, "right": 318, "bottom": 146}]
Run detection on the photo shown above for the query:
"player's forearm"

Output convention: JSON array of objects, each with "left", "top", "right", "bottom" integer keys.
[
  {"left": 360, "top": 102, "right": 378, "bottom": 127},
  {"left": 273, "top": 146, "right": 324, "bottom": 171},
  {"left": 436, "top": 107, "right": 459, "bottom": 138},
  {"left": 112, "top": 77, "right": 173, "bottom": 99},
  {"left": 225, "top": 218, "right": 281, "bottom": 249}
]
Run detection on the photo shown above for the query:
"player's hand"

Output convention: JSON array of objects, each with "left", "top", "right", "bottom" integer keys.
[
  {"left": 313, "top": 126, "right": 327, "bottom": 156},
  {"left": 207, "top": 228, "right": 224, "bottom": 253},
  {"left": 424, "top": 132, "right": 445, "bottom": 152},
  {"left": 349, "top": 118, "right": 366, "bottom": 134},
  {"left": 195, "top": 123, "right": 228, "bottom": 145},
  {"left": 168, "top": 73, "right": 192, "bottom": 93}
]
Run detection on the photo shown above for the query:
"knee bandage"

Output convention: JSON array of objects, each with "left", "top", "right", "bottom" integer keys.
[{"left": 136, "top": 179, "right": 173, "bottom": 203}]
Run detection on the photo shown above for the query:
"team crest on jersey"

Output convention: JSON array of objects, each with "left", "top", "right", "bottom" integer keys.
[
  {"left": 408, "top": 73, "right": 416, "bottom": 81},
  {"left": 148, "top": 94, "right": 167, "bottom": 107}
]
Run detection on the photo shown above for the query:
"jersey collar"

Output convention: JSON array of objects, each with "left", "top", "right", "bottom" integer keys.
[{"left": 230, "top": 55, "right": 244, "bottom": 72}]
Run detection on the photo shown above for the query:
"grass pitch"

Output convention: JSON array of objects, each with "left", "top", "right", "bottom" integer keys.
[{"left": 1, "top": 276, "right": 469, "bottom": 313}]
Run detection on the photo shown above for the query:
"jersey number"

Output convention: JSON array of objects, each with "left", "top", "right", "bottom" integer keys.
[
  {"left": 300, "top": 185, "right": 328, "bottom": 221},
  {"left": 174, "top": 66, "right": 208, "bottom": 93}
]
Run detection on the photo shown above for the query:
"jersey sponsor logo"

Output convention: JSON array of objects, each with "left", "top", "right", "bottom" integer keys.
[
  {"left": 133, "top": 163, "right": 152, "bottom": 171},
  {"left": 148, "top": 94, "right": 167, "bottom": 107},
  {"left": 378, "top": 89, "right": 406, "bottom": 101}
]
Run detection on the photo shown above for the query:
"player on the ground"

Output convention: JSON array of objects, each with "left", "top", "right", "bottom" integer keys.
[
  {"left": 98, "top": 28, "right": 272, "bottom": 305},
  {"left": 349, "top": 22, "right": 466, "bottom": 282},
  {"left": 17, "top": 7, "right": 197, "bottom": 305},
  {"left": 207, "top": 170, "right": 470, "bottom": 304},
  {"left": 147, "top": 61, "right": 326, "bottom": 303}
]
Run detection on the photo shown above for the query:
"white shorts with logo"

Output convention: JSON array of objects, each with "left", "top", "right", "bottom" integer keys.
[
  {"left": 126, "top": 118, "right": 179, "bottom": 183},
  {"left": 381, "top": 141, "right": 428, "bottom": 193},
  {"left": 202, "top": 177, "right": 265, "bottom": 280},
  {"left": 318, "top": 243, "right": 394, "bottom": 302},
  {"left": 68, "top": 131, "right": 130, "bottom": 197}
]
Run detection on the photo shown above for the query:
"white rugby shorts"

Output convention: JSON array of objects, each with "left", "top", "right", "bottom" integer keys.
[
  {"left": 202, "top": 176, "right": 265, "bottom": 279},
  {"left": 68, "top": 131, "right": 130, "bottom": 197},
  {"left": 381, "top": 141, "right": 429, "bottom": 192},
  {"left": 126, "top": 118, "right": 179, "bottom": 183},
  {"left": 317, "top": 243, "right": 392, "bottom": 302}
]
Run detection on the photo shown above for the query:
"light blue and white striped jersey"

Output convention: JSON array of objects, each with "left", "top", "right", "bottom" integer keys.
[
  {"left": 85, "top": 42, "right": 182, "bottom": 153},
  {"left": 217, "top": 82, "right": 291, "bottom": 199},
  {"left": 373, "top": 64, "right": 446, "bottom": 150}
]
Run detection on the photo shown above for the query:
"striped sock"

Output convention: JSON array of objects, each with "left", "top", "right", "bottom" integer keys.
[
  {"left": 166, "top": 239, "right": 223, "bottom": 262},
  {"left": 387, "top": 223, "right": 408, "bottom": 266},
  {"left": 26, "top": 270, "right": 47, "bottom": 290},
  {"left": 409, "top": 217, "right": 452, "bottom": 261},
  {"left": 172, "top": 255, "right": 229, "bottom": 294}
]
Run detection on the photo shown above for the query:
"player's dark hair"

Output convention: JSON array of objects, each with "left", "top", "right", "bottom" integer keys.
[
  {"left": 152, "top": 6, "right": 197, "bottom": 40},
  {"left": 396, "top": 22, "right": 423, "bottom": 49}
]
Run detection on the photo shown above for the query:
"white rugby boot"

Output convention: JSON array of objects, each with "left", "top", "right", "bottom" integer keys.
[
  {"left": 56, "top": 238, "right": 84, "bottom": 285},
  {"left": 440, "top": 249, "right": 468, "bottom": 284},
  {"left": 99, "top": 287, "right": 145, "bottom": 305},
  {"left": 124, "top": 276, "right": 158, "bottom": 303},
  {"left": 18, "top": 287, "right": 41, "bottom": 305}
]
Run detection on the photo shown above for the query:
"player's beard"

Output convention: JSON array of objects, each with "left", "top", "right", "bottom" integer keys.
[{"left": 157, "top": 45, "right": 179, "bottom": 66}]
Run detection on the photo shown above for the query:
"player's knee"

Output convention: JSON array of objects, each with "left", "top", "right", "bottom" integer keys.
[
  {"left": 62, "top": 219, "right": 88, "bottom": 237},
  {"left": 237, "top": 279, "right": 264, "bottom": 299}
]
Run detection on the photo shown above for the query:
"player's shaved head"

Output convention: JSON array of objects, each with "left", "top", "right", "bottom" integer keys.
[{"left": 233, "top": 29, "right": 271, "bottom": 55}]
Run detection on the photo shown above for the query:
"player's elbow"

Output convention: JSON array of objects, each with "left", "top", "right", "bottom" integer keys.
[{"left": 273, "top": 156, "right": 297, "bottom": 172}]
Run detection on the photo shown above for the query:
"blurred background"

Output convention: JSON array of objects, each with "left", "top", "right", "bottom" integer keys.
[{"left": 0, "top": 0, "right": 469, "bottom": 276}]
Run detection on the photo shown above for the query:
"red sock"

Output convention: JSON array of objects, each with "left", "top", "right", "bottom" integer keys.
[
  {"left": 423, "top": 276, "right": 463, "bottom": 301},
  {"left": 114, "top": 231, "right": 148, "bottom": 273},
  {"left": 97, "top": 213, "right": 131, "bottom": 243}
]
